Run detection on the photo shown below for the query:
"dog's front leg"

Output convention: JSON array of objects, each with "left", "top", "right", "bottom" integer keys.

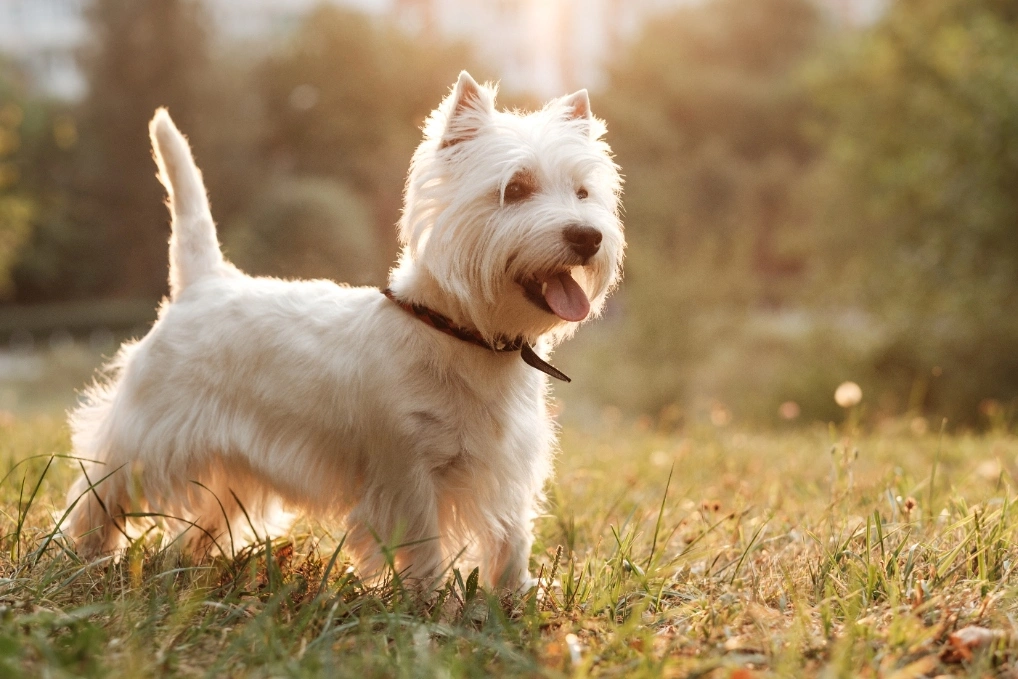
[
  {"left": 484, "top": 520, "right": 537, "bottom": 592},
  {"left": 345, "top": 472, "right": 444, "bottom": 588}
]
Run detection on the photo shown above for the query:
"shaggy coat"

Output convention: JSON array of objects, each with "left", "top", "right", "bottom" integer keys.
[{"left": 64, "top": 72, "right": 624, "bottom": 589}]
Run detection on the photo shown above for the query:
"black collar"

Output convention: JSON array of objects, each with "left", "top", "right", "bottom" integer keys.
[{"left": 382, "top": 288, "right": 570, "bottom": 382}]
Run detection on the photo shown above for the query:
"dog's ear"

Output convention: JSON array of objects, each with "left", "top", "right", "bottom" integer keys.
[
  {"left": 560, "top": 89, "right": 608, "bottom": 142},
  {"left": 439, "top": 71, "right": 495, "bottom": 150},
  {"left": 561, "top": 89, "right": 592, "bottom": 122}
]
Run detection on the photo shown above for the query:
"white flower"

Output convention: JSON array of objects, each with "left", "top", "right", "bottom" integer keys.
[{"left": 834, "top": 381, "right": 863, "bottom": 408}]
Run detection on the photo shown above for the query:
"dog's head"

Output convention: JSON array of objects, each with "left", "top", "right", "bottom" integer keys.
[{"left": 394, "top": 71, "right": 624, "bottom": 344}]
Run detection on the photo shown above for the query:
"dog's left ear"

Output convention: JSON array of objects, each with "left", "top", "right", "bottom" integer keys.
[
  {"left": 560, "top": 89, "right": 608, "bottom": 142},
  {"left": 562, "top": 89, "right": 592, "bottom": 123}
]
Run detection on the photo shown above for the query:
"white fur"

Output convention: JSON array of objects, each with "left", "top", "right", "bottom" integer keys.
[{"left": 64, "top": 73, "right": 624, "bottom": 590}]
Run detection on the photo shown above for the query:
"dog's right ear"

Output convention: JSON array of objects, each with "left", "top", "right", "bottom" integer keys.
[{"left": 438, "top": 71, "right": 495, "bottom": 149}]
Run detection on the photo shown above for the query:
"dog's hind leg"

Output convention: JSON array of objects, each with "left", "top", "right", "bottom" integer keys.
[
  {"left": 63, "top": 382, "right": 143, "bottom": 558},
  {"left": 344, "top": 475, "right": 444, "bottom": 587},
  {"left": 176, "top": 467, "right": 288, "bottom": 559},
  {"left": 64, "top": 428, "right": 158, "bottom": 559},
  {"left": 64, "top": 461, "right": 135, "bottom": 559}
]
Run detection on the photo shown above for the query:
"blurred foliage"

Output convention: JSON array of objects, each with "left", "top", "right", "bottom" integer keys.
[
  {"left": 8, "top": 2, "right": 478, "bottom": 300},
  {"left": 258, "top": 6, "right": 479, "bottom": 272},
  {"left": 575, "top": 0, "right": 1018, "bottom": 428},
  {"left": 12, "top": 0, "right": 212, "bottom": 302},
  {"left": 806, "top": 0, "right": 1018, "bottom": 423},
  {"left": 3, "top": 0, "right": 1018, "bottom": 428},
  {"left": 586, "top": 0, "right": 825, "bottom": 420},
  {"left": 0, "top": 67, "right": 35, "bottom": 299},
  {"left": 225, "top": 177, "right": 379, "bottom": 284}
]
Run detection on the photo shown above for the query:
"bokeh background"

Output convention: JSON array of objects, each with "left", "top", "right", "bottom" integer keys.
[{"left": 0, "top": 0, "right": 1015, "bottom": 431}]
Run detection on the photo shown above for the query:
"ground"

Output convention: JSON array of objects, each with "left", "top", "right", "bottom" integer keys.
[{"left": 1, "top": 412, "right": 1016, "bottom": 677}]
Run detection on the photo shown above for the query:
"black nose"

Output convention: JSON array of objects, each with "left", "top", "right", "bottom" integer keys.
[{"left": 563, "top": 224, "right": 602, "bottom": 260}]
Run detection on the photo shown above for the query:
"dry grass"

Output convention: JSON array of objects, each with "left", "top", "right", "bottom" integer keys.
[{"left": 1, "top": 413, "right": 1017, "bottom": 677}]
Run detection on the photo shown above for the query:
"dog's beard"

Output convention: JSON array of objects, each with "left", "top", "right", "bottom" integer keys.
[{"left": 411, "top": 206, "right": 611, "bottom": 337}]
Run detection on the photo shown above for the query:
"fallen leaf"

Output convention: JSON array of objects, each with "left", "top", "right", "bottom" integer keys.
[{"left": 942, "top": 625, "right": 1008, "bottom": 663}]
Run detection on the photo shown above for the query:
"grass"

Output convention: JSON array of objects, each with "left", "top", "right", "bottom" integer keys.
[{"left": 1, "top": 412, "right": 1017, "bottom": 677}]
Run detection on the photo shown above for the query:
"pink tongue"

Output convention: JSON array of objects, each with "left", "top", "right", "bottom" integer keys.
[{"left": 543, "top": 271, "right": 590, "bottom": 322}]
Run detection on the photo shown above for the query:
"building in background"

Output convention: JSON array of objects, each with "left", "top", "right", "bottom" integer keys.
[
  {"left": 0, "top": 0, "right": 88, "bottom": 99},
  {"left": 827, "top": 0, "right": 885, "bottom": 24},
  {"left": 391, "top": 0, "right": 888, "bottom": 96},
  {"left": 208, "top": 0, "right": 387, "bottom": 42},
  {"left": 392, "top": 0, "right": 679, "bottom": 96},
  {"left": 0, "top": 0, "right": 886, "bottom": 101}
]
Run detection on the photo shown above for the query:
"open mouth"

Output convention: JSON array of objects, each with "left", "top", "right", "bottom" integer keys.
[{"left": 518, "top": 269, "right": 591, "bottom": 322}]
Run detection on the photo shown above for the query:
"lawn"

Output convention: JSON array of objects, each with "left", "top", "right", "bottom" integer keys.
[{"left": 1, "top": 413, "right": 1016, "bottom": 677}]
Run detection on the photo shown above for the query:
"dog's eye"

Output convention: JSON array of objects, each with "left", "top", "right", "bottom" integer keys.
[
  {"left": 504, "top": 180, "right": 532, "bottom": 203},
  {"left": 576, "top": 187, "right": 588, "bottom": 200}
]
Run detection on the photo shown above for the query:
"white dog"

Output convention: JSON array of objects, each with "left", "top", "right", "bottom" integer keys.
[{"left": 64, "top": 72, "right": 624, "bottom": 590}]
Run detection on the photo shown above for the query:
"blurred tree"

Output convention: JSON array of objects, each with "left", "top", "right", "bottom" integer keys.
[
  {"left": 18, "top": 0, "right": 213, "bottom": 302},
  {"left": 0, "top": 64, "right": 38, "bottom": 299},
  {"left": 83, "top": 0, "right": 211, "bottom": 299},
  {"left": 224, "top": 177, "right": 379, "bottom": 284},
  {"left": 580, "top": 0, "right": 1018, "bottom": 427},
  {"left": 811, "top": 0, "right": 1018, "bottom": 422},
  {"left": 10, "top": 3, "right": 480, "bottom": 302},
  {"left": 587, "top": 0, "right": 825, "bottom": 415},
  {"left": 7, "top": 87, "right": 93, "bottom": 306},
  {"left": 258, "top": 6, "right": 478, "bottom": 266}
]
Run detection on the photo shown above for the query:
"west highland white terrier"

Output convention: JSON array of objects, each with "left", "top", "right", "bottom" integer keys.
[{"left": 64, "top": 72, "right": 624, "bottom": 590}]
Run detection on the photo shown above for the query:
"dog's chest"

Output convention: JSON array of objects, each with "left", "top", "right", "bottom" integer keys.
[{"left": 406, "top": 379, "right": 549, "bottom": 475}]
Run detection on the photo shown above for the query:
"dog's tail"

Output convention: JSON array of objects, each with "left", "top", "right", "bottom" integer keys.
[{"left": 149, "top": 108, "right": 224, "bottom": 300}]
